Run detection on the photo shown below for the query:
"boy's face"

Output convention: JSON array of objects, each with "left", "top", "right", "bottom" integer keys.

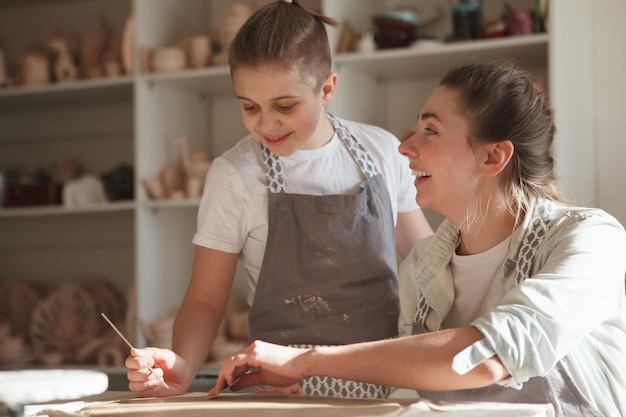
[{"left": 233, "top": 64, "right": 336, "bottom": 156}]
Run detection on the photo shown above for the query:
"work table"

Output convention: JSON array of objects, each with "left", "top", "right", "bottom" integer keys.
[{"left": 24, "top": 392, "right": 554, "bottom": 417}]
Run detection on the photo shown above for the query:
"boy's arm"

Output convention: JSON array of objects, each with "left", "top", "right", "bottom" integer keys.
[
  {"left": 172, "top": 246, "right": 239, "bottom": 384},
  {"left": 396, "top": 209, "right": 433, "bottom": 258}
]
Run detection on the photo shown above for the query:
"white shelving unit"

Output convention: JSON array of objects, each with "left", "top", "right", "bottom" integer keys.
[{"left": 0, "top": 0, "right": 545, "bottom": 376}]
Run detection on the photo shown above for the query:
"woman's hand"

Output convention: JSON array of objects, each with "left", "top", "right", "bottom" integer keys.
[
  {"left": 255, "top": 383, "right": 304, "bottom": 395},
  {"left": 125, "top": 347, "right": 191, "bottom": 397},
  {"left": 208, "top": 340, "right": 310, "bottom": 396}
]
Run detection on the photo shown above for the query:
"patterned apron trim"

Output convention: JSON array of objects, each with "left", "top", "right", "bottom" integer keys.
[{"left": 290, "top": 344, "right": 391, "bottom": 399}]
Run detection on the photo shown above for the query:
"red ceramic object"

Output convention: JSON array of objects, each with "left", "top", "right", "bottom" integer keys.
[{"left": 373, "top": 16, "right": 418, "bottom": 49}]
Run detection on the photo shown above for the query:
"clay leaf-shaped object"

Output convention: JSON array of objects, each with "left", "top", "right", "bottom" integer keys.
[{"left": 30, "top": 284, "right": 100, "bottom": 363}]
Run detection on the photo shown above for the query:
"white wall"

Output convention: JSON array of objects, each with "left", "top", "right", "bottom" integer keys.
[
  {"left": 594, "top": 1, "right": 626, "bottom": 226},
  {"left": 550, "top": 0, "right": 626, "bottom": 226}
]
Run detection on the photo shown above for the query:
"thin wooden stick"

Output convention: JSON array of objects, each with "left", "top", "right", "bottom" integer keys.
[{"left": 101, "top": 312, "right": 170, "bottom": 389}]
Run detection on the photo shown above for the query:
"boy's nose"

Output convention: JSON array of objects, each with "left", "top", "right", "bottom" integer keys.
[{"left": 258, "top": 113, "right": 280, "bottom": 131}]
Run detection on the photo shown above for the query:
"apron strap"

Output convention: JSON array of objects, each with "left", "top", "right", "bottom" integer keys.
[
  {"left": 513, "top": 199, "right": 556, "bottom": 284},
  {"left": 327, "top": 113, "right": 382, "bottom": 179},
  {"left": 261, "top": 144, "right": 286, "bottom": 193},
  {"left": 260, "top": 113, "right": 381, "bottom": 193}
]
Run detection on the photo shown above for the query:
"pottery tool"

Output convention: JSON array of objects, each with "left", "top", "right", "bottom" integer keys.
[
  {"left": 208, "top": 374, "right": 243, "bottom": 399},
  {"left": 100, "top": 312, "right": 170, "bottom": 390}
]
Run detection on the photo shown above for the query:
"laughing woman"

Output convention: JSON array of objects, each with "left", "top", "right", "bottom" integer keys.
[{"left": 208, "top": 59, "right": 626, "bottom": 417}]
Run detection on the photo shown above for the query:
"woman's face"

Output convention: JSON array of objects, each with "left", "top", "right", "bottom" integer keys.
[
  {"left": 232, "top": 65, "right": 335, "bottom": 156},
  {"left": 399, "top": 86, "right": 483, "bottom": 219}
]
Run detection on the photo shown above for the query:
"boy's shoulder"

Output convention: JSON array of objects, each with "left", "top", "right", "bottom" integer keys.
[{"left": 220, "top": 135, "right": 261, "bottom": 162}]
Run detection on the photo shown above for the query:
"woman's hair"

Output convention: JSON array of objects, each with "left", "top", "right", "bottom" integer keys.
[
  {"left": 228, "top": 0, "right": 337, "bottom": 91},
  {"left": 440, "top": 59, "right": 560, "bottom": 220}
]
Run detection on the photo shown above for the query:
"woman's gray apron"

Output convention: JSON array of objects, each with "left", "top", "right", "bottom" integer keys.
[
  {"left": 412, "top": 200, "right": 604, "bottom": 417},
  {"left": 247, "top": 113, "right": 399, "bottom": 398}
]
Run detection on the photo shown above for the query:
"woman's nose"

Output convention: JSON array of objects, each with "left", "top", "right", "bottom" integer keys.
[{"left": 398, "top": 131, "right": 418, "bottom": 157}]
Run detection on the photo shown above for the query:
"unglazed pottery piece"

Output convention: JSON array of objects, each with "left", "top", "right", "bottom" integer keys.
[
  {"left": 152, "top": 46, "right": 187, "bottom": 73},
  {"left": 121, "top": 12, "right": 135, "bottom": 74},
  {"left": 20, "top": 51, "right": 50, "bottom": 86},
  {"left": 187, "top": 35, "right": 211, "bottom": 69},
  {"left": 0, "top": 281, "right": 44, "bottom": 339},
  {"left": 30, "top": 284, "right": 100, "bottom": 363},
  {"left": 83, "top": 280, "right": 127, "bottom": 331},
  {"left": 49, "top": 37, "right": 78, "bottom": 82},
  {"left": 216, "top": 3, "right": 253, "bottom": 55}
]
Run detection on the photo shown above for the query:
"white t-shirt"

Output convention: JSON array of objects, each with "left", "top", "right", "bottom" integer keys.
[
  {"left": 193, "top": 117, "right": 418, "bottom": 303},
  {"left": 442, "top": 236, "right": 510, "bottom": 329}
]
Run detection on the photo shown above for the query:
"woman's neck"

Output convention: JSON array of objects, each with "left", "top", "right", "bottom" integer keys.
[{"left": 455, "top": 201, "right": 517, "bottom": 256}]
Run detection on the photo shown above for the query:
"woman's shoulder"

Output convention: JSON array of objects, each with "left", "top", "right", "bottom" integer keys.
[{"left": 546, "top": 200, "right": 624, "bottom": 231}]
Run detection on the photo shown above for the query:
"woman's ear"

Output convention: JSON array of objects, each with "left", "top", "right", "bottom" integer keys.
[
  {"left": 321, "top": 72, "right": 338, "bottom": 105},
  {"left": 482, "top": 140, "right": 514, "bottom": 177}
]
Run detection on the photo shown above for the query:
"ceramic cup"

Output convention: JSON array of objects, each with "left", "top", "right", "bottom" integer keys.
[
  {"left": 152, "top": 46, "right": 187, "bottom": 73},
  {"left": 187, "top": 35, "right": 211, "bottom": 69}
]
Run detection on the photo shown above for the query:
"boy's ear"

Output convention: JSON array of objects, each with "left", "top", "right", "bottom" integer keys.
[
  {"left": 482, "top": 140, "right": 514, "bottom": 177},
  {"left": 321, "top": 72, "right": 338, "bottom": 105}
]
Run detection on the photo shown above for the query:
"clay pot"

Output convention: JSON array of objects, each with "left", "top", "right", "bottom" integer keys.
[
  {"left": 217, "top": 3, "right": 253, "bottom": 54},
  {"left": 140, "top": 46, "right": 153, "bottom": 73},
  {"left": 20, "top": 52, "right": 50, "bottom": 86},
  {"left": 142, "top": 176, "right": 165, "bottom": 199},
  {"left": 182, "top": 35, "right": 211, "bottom": 69},
  {"left": 103, "top": 58, "right": 122, "bottom": 77},
  {"left": 152, "top": 46, "right": 187, "bottom": 73},
  {"left": 80, "top": 28, "right": 108, "bottom": 78}
]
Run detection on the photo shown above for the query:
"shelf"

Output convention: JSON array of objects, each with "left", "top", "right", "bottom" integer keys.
[
  {"left": 0, "top": 198, "right": 203, "bottom": 218},
  {"left": 333, "top": 33, "right": 549, "bottom": 80},
  {"left": 140, "top": 199, "right": 201, "bottom": 210},
  {"left": 0, "top": 0, "right": 86, "bottom": 9},
  {"left": 141, "top": 66, "right": 234, "bottom": 97},
  {"left": 0, "top": 76, "right": 134, "bottom": 113},
  {"left": 0, "top": 201, "right": 136, "bottom": 218}
]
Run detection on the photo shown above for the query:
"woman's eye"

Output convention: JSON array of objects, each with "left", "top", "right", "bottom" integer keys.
[
  {"left": 425, "top": 127, "right": 437, "bottom": 135},
  {"left": 243, "top": 105, "right": 258, "bottom": 112}
]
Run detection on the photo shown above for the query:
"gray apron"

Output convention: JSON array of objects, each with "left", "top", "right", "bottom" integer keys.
[
  {"left": 248, "top": 113, "right": 399, "bottom": 398},
  {"left": 412, "top": 200, "right": 604, "bottom": 417}
]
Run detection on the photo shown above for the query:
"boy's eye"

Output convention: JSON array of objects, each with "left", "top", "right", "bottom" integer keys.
[{"left": 276, "top": 104, "right": 295, "bottom": 112}]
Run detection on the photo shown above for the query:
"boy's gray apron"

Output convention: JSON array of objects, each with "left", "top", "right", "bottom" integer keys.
[
  {"left": 248, "top": 113, "right": 398, "bottom": 398},
  {"left": 412, "top": 200, "right": 603, "bottom": 417}
]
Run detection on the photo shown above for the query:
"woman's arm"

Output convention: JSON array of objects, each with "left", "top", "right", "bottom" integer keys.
[{"left": 209, "top": 327, "right": 510, "bottom": 395}]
